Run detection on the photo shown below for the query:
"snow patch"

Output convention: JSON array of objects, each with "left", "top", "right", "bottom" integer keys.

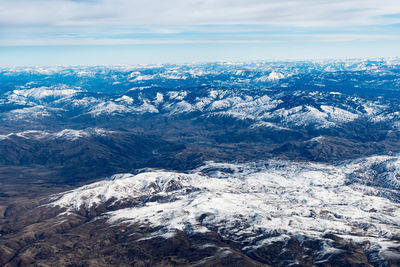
[
  {"left": 256, "top": 72, "right": 285, "bottom": 82},
  {"left": 115, "top": 95, "right": 134, "bottom": 104},
  {"left": 50, "top": 157, "right": 400, "bottom": 255},
  {"left": 9, "top": 85, "right": 81, "bottom": 101}
]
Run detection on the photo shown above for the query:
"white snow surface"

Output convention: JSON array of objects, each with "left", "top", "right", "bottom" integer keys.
[
  {"left": 2, "top": 82, "right": 391, "bottom": 130},
  {"left": 50, "top": 156, "right": 400, "bottom": 254},
  {"left": 8, "top": 85, "right": 81, "bottom": 102},
  {"left": 52, "top": 128, "right": 113, "bottom": 140},
  {"left": 0, "top": 128, "right": 113, "bottom": 141},
  {"left": 89, "top": 102, "right": 131, "bottom": 116},
  {"left": 88, "top": 100, "right": 158, "bottom": 116},
  {"left": 256, "top": 71, "right": 285, "bottom": 82},
  {"left": 5, "top": 105, "right": 59, "bottom": 120},
  {"left": 115, "top": 95, "right": 134, "bottom": 104}
]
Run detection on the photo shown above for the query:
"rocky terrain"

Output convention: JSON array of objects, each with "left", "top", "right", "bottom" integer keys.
[{"left": 0, "top": 59, "right": 399, "bottom": 266}]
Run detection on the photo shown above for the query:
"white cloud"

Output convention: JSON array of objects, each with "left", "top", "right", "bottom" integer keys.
[
  {"left": 0, "top": 0, "right": 400, "bottom": 47},
  {"left": 1, "top": 0, "right": 400, "bottom": 27}
]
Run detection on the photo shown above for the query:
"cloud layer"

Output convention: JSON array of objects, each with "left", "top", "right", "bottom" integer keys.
[
  {"left": 1, "top": 0, "right": 400, "bottom": 28},
  {"left": 0, "top": 0, "right": 399, "bottom": 62}
]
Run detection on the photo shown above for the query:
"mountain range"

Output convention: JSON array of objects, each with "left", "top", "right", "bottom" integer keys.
[{"left": 0, "top": 59, "right": 399, "bottom": 266}]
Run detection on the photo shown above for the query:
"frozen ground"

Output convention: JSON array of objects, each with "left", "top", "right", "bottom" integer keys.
[{"left": 50, "top": 155, "right": 400, "bottom": 260}]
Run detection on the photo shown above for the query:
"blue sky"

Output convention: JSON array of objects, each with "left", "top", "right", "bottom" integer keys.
[{"left": 1, "top": 0, "right": 400, "bottom": 66}]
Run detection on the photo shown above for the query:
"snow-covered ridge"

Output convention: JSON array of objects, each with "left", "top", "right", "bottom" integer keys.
[
  {"left": 5, "top": 105, "right": 60, "bottom": 120},
  {"left": 0, "top": 128, "right": 113, "bottom": 141},
  {"left": 255, "top": 71, "right": 285, "bottom": 82},
  {"left": 1, "top": 87, "right": 395, "bottom": 128},
  {"left": 1, "top": 60, "right": 399, "bottom": 129},
  {"left": 2, "top": 58, "right": 399, "bottom": 76},
  {"left": 7, "top": 85, "right": 82, "bottom": 104},
  {"left": 64, "top": 88, "right": 381, "bottom": 127},
  {"left": 88, "top": 100, "right": 159, "bottom": 116},
  {"left": 50, "top": 156, "right": 400, "bottom": 258}
]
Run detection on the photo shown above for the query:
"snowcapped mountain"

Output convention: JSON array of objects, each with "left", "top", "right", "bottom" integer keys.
[
  {"left": 0, "top": 128, "right": 112, "bottom": 141},
  {"left": 49, "top": 157, "right": 400, "bottom": 263},
  {"left": 1, "top": 59, "right": 399, "bottom": 130},
  {"left": 0, "top": 59, "right": 400, "bottom": 266}
]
